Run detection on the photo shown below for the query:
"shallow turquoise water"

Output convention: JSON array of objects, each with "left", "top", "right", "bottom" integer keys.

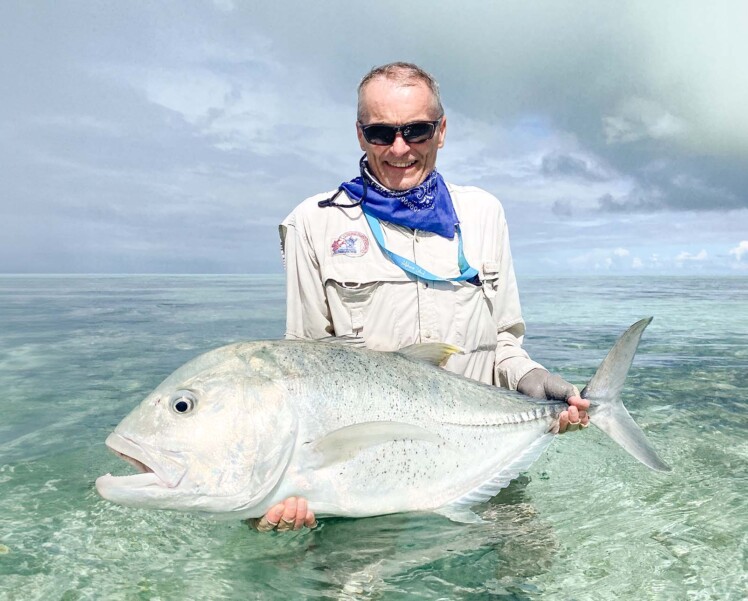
[{"left": 0, "top": 275, "right": 746, "bottom": 600}]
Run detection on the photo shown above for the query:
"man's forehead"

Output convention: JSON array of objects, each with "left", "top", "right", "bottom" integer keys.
[
  {"left": 360, "top": 78, "right": 436, "bottom": 118},
  {"left": 361, "top": 76, "right": 429, "bottom": 97}
]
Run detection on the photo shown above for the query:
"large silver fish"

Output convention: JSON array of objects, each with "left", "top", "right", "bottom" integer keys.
[{"left": 96, "top": 318, "right": 669, "bottom": 522}]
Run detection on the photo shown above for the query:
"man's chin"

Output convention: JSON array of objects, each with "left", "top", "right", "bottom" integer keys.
[{"left": 380, "top": 171, "right": 425, "bottom": 191}]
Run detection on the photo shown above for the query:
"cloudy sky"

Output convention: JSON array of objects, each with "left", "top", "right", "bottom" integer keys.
[{"left": 1, "top": 0, "right": 746, "bottom": 275}]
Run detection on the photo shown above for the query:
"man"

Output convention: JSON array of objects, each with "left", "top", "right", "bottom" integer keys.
[{"left": 252, "top": 62, "right": 589, "bottom": 532}]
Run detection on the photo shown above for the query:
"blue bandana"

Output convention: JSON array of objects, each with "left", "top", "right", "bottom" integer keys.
[{"left": 339, "top": 158, "right": 459, "bottom": 239}]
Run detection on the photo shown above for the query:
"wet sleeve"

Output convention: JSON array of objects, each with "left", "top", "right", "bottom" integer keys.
[
  {"left": 279, "top": 213, "right": 334, "bottom": 339},
  {"left": 491, "top": 219, "right": 546, "bottom": 390}
]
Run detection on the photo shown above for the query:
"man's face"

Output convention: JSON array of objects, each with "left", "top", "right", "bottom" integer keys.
[{"left": 356, "top": 78, "right": 446, "bottom": 191}]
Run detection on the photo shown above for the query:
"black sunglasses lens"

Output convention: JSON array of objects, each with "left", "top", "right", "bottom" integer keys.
[
  {"left": 361, "top": 121, "right": 438, "bottom": 145},
  {"left": 363, "top": 125, "right": 396, "bottom": 145},
  {"left": 402, "top": 122, "right": 435, "bottom": 143}
]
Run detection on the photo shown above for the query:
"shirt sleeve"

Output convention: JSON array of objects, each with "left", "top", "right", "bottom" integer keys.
[
  {"left": 279, "top": 210, "right": 334, "bottom": 339},
  {"left": 491, "top": 217, "right": 546, "bottom": 390}
]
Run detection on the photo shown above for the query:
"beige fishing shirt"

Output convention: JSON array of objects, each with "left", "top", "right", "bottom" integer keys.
[{"left": 279, "top": 183, "right": 545, "bottom": 390}]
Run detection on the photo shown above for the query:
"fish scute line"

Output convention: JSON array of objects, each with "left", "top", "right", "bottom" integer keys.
[{"left": 438, "top": 407, "right": 555, "bottom": 428}]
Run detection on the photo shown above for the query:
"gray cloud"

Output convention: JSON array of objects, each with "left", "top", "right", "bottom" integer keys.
[
  {"left": 551, "top": 200, "right": 574, "bottom": 217},
  {"left": 540, "top": 153, "right": 611, "bottom": 182}
]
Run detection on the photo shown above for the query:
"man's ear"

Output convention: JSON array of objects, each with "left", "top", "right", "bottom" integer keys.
[
  {"left": 437, "top": 116, "right": 447, "bottom": 149},
  {"left": 356, "top": 122, "right": 367, "bottom": 151}
]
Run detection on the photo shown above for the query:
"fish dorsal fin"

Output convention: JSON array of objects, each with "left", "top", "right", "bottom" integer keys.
[
  {"left": 315, "top": 335, "right": 367, "bottom": 349},
  {"left": 441, "top": 432, "right": 555, "bottom": 512},
  {"left": 397, "top": 343, "right": 464, "bottom": 366},
  {"left": 307, "top": 421, "right": 445, "bottom": 468}
]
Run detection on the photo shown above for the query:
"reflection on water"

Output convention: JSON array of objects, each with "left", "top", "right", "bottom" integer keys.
[{"left": 0, "top": 275, "right": 746, "bottom": 600}]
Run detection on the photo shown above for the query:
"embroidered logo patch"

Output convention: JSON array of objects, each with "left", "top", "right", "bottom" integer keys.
[{"left": 331, "top": 231, "right": 369, "bottom": 257}]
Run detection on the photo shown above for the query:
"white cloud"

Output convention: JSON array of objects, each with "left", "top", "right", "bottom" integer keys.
[
  {"left": 116, "top": 59, "right": 358, "bottom": 176},
  {"left": 632, "top": 257, "right": 643, "bottom": 269},
  {"left": 729, "top": 241, "right": 748, "bottom": 261},
  {"left": 675, "top": 250, "right": 708, "bottom": 263},
  {"left": 604, "top": 97, "right": 687, "bottom": 144},
  {"left": 567, "top": 246, "right": 636, "bottom": 271},
  {"left": 139, "top": 69, "right": 235, "bottom": 125}
]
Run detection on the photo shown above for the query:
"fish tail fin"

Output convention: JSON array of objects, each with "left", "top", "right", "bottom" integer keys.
[{"left": 581, "top": 317, "right": 671, "bottom": 472}]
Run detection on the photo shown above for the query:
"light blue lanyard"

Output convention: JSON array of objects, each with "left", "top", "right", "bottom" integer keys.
[{"left": 363, "top": 211, "right": 479, "bottom": 283}]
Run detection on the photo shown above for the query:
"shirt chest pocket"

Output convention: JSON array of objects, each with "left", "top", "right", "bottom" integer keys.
[
  {"left": 481, "top": 261, "right": 501, "bottom": 312},
  {"left": 320, "top": 241, "right": 411, "bottom": 336},
  {"left": 326, "top": 280, "right": 378, "bottom": 335}
]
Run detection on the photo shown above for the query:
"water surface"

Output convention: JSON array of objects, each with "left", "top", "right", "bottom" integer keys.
[{"left": 0, "top": 275, "right": 745, "bottom": 600}]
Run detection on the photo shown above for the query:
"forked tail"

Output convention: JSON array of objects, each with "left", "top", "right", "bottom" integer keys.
[{"left": 581, "top": 317, "right": 671, "bottom": 472}]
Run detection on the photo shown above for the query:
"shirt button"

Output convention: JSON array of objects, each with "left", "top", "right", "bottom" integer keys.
[{"left": 424, "top": 330, "right": 432, "bottom": 338}]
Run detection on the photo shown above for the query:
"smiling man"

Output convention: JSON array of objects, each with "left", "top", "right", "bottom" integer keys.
[
  {"left": 252, "top": 62, "right": 589, "bottom": 532},
  {"left": 356, "top": 73, "right": 445, "bottom": 190}
]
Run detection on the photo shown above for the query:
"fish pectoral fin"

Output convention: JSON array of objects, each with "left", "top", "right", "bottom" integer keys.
[
  {"left": 306, "top": 421, "right": 445, "bottom": 468},
  {"left": 397, "top": 342, "right": 464, "bottom": 366},
  {"left": 433, "top": 506, "right": 485, "bottom": 524}
]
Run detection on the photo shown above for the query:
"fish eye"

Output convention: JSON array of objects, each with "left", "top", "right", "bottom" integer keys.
[{"left": 169, "top": 390, "right": 197, "bottom": 415}]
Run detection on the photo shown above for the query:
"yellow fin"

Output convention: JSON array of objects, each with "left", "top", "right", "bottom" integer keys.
[{"left": 397, "top": 342, "right": 464, "bottom": 367}]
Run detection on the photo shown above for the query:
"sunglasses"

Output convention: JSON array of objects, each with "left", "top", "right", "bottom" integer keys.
[{"left": 359, "top": 119, "right": 442, "bottom": 146}]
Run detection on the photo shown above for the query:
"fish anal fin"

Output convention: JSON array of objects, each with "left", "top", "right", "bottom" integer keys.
[
  {"left": 398, "top": 342, "right": 464, "bottom": 367},
  {"left": 443, "top": 433, "right": 555, "bottom": 511},
  {"left": 433, "top": 506, "right": 485, "bottom": 524},
  {"left": 307, "top": 421, "right": 445, "bottom": 468}
]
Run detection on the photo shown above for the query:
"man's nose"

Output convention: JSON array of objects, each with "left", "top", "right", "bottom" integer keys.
[{"left": 390, "top": 133, "right": 411, "bottom": 155}]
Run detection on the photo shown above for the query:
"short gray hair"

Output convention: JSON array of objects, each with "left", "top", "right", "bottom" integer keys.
[{"left": 357, "top": 62, "right": 444, "bottom": 123}]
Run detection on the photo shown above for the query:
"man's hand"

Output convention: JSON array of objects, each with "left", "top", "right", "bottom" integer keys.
[
  {"left": 557, "top": 396, "right": 590, "bottom": 433},
  {"left": 517, "top": 368, "right": 590, "bottom": 434},
  {"left": 247, "top": 496, "right": 317, "bottom": 532}
]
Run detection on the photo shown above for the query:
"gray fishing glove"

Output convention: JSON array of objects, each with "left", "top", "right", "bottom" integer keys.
[{"left": 517, "top": 368, "right": 580, "bottom": 401}]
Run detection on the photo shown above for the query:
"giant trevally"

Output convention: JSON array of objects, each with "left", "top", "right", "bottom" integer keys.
[{"left": 95, "top": 317, "right": 670, "bottom": 522}]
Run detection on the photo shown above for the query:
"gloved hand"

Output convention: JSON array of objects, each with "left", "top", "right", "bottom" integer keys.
[
  {"left": 517, "top": 368, "right": 579, "bottom": 401},
  {"left": 517, "top": 368, "right": 589, "bottom": 433}
]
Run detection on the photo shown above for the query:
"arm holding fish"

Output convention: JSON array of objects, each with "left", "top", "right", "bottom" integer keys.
[
  {"left": 489, "top": 220, "right": 589, "bottom": 432},
  {"left": 250, "top": 215, "right": 323, "bottom": 533}
]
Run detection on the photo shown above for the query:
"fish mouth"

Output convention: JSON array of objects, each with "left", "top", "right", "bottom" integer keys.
[
  {"left": 113, "top": 448, "right": 153, "bottom": 475},
  {"left": 97, "top": 432, "right": 187, "bottom": 491}
]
